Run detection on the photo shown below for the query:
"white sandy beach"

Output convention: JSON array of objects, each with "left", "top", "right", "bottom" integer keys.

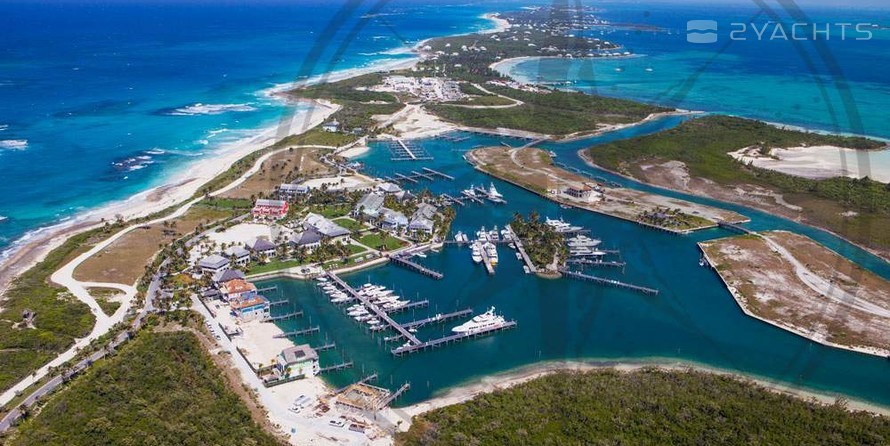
[
  {"left": 729, "top": 145, "right": 890, "bottom": 183},
  {"left": 391, "top": 359, "right": 890, "bottom": 426}
]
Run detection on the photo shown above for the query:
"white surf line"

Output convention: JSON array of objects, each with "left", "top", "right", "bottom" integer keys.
[{"left": 0, "top": 143, "right": 337, "bottom": 408}]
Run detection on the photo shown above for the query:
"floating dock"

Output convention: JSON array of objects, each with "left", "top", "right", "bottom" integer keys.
[
  {"left": 566, "top": 258, "right": 626, "bottom": 268},
  {"left": 506, "top": 225, "right": 538, "bottom": 274},
  {"left": 377, "top": 382, "right": 411, "bottom": 409},
  {"left": 384, "top": 299, "right": 430, "bottom": 314},
  {"left": 268, "top": 299, "right": 290, "bottom": 307},
  {"left": 326, "top": 272, "right": 423, "bottom": 346},
  {"left": 319, "top": 361, "right": 354, "bottom": 374},
  {"left": 559, "top": 269, "right": 659, "bottom": 295},
  {"left": 273, "top": 326, "right": 319, "bottom": 338},
  {"left": 256, "top": 285, "right": 278, "bottom": 293},
  {"left": 383, "top": 309, "right": 474, "bottom": 340},
  {"left": 391, "top": 321, "right": 517, "bottom": 356},
  {"left": 389, "top": 254, "right": 444, "bottom": 279},
  {"left": 311, "top": 342, "right": 336, "bottom": 352},
  {"left": 422, "top": 167, "right": 454, "bottom": 180},
  {"left": 265, "top": 310, "right": 304, "bottom": 322},
  {"left": 387, "top": 139, "right": 433, "bottom": 161}
]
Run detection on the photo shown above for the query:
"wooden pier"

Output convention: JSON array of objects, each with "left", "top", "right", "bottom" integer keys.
[
  {"left": 384, "top": 299, "right": 430, "bottom": 314},
  {"left": 377, "top": 382, "right": 411, "bottom": 409},
  {"left": 422, "top": 167, "right": 454, "bottom": 180},
  {"left": 383, "top": 309, "right": 474, "bottom": 341},
  {"left": 476, "top": 241, "right": 496, "bottom": 275},
  {"left": 268, "top": 299, "right": 290, "bottom": 307},
  {"left": 334, "top": 373, "right": 378, "bottom": 395},
  {"left": 507, "top": 225, "right": 538, "bottom": 274},
  {"left": 440, "top": 193, "right": 465, "bottom": 206},
  {"left": 319, "top": 361, "right": 354, "bottom": 374},
  {"left": 566, "top": 258, "right": 626, "bottom": 268},
  {"left": 388, "top": 139, "right": 433, "bottom": 161},
  {"left": 273, "top": 326, "right": 319, "bottom": 338},
  {"left": 326, "top": 272, "right": 423, "bottom": 346},
  {"left": 311, "top": 342, "right": 336, "bottom": 352},
  {"left": 389, "top": 254, "right": 444, "bottom": 279},
  {"left": 265, "top": 310, "right": 303, "bottom": 322},
  {"left": 559, "top": 269, "right": 659, "bottom": 295},
  {"left": 391, "top": 321, "right": 517, "bottom": 356},
  {"left": 257, "top": 285, "right": 278, "bottom": 293}
]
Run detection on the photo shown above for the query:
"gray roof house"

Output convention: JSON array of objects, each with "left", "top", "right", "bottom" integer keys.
[
  {"left": 377, "top": 182, "right": 403, "bottom": 195},
  {"left": 353, "top": 192, "right": 385, "bottom": 218},
  {"left": 408, "top": 216, "right": 435, "bottom": 233},
  {"left": 278, "top": 183, "right": 310, "bottom": 198},
  {"left": 198, "top": 254, "right": 230, "bottom": 274},
  {"left": 224, "top": 246, "right": 251, "bottom": 265},
  {"left": 212, "top": 268, "right": 246, "bottom": 284},
  {"left": 290, "top": 227, "right": 323, "bottom": 249},
  {"left": 246, "top": 238, "right": 278, "bottom": 257},
  {"left": 303, "top": 213, "right": 350, "bottom": 238},
  {"left": 380, "top": 208, "right": 408, "bottom": 229},
  {"left": 413, "top": 203, "right": 437, "bottom": 220}
]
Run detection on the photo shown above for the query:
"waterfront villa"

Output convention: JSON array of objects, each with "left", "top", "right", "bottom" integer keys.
[
  {"left": 198, "top": 254, "right": 230, "bottom": 275},
  {"left": 321, "top": 119, "right": 340, "bottom": 132},
  {"left": 354, "top": 192, "right": 385, "bottom": 219},
  {"left": 275, "top": 344, "right": 320, "bottom": 380},
  {"left": 230, "top": 295, "right": 270, "bottom": 322},
  {"left": 376, "top": 182, "right": 403, "bottom": 195},
  {"left": 564, "top": 185, "right": 598, "bottom": 201},
  {"left": 290, "top": 227, "right": 323, "bottom": 251},
  {"left": 220, "top": 278, "right": 258, "bottom": 302},
  {"left": 224, "top": 246, "right": 251, "bottom": 267},
  {"left": 380, "top": 208, "right": 409, "bottom": 230},
  {"left": 212, "top": 268, "right": 245, "bottom": 285},
  {"left": 245, "top": 238, "right": 278, "bottom": 260},
  {"left": 302, "top": 213, "right": 350, "bottom": 242},
  {"left": 252, "top": 199, "right": 289, "bottom": 220},
  {"left": 408, "top": 216, "right": 434, "bottom": 235}
]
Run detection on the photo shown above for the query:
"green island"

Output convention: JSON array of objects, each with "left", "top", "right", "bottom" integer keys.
[
  {"left": 508, "top": 212, "right": 567, "bottom": 272},
  {"left": 397, "top": 369, "right": 890, "bottom": 445},
  {"left": 6, "top": 328, "right": 282, "bottom": 446},
  {"left": 587, "top": 115, "right": 890, "bottom": 255}
]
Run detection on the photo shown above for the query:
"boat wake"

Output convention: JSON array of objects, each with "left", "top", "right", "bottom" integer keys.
[{"left": 0, "top": 139, "right": 28, "bottom": 151}]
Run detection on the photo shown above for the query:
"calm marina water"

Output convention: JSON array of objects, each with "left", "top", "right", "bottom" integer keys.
[
  {"left": 261, "top": 121, "right": 890, "bottom": 408},
  {"left": 3, "top": 0, "right": 889, "bottom": 409}
]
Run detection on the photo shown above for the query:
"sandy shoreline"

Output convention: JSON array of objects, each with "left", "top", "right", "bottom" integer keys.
[
  {"left": 729, "top": 145, "right": 890, "bottom": 183},
  {"left": 397, "top": 359, "right": 890, "bottom": 421}
]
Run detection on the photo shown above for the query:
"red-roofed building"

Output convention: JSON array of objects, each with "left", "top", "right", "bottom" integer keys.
[
  {"left": 252, "top": 199, "right": 289, "bottom": 220},
  {"left": 230, "top": 295, "right": 270, "bottom": 321}
]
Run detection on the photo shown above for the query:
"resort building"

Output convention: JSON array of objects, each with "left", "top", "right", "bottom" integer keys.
[
  {"left": 198, "top": 254, "right": 230, "bottom": 275},
  {"left": 413, "top": 202, "right": 437, "bottom": 220},
  {"left": 302, "top": 213, "right": 350, "bottom": 241},
  {"left": 564, "top": 185, "right": 595, "bottom": 200},
  {"left": 275, "top": 344, "right": 320, "bottom": 379},
  {"left": 354, "top": 192, "right": 385, "bottom": 219},
  {"left": 408, "top": 216, "right": 434, "bottom": 235},
  {"left": 290, "top": 227, "right": 323, "bottom": 251},
  {"left": 223, "top": 246, "right": 251, "bottom": 267},
  {"left": 246, "top": 238, "right": 278, "bottom": 260},
  {"left": 220, "top": 278, "right": 257, "bottom": 302},
  {"left": 212, "top": 268, "right": 245, "bottom": 285},
  {"left": 277, "top": 183, "right": 310, "bottom": 199},
  {"left": 321, "top": 120, "right": 340, "bottom": 132},
  {"left": 252, "top": 199, "right": 289, "bottom": 220},
  {"left": 380, "top": 208, "right": 408, "bottom": 230},
  {"left": 230, "top": 295, "right": 270, "bottom": 322},
  {"left": 376, "top": 182, "right": 403, "bottom": 195}
]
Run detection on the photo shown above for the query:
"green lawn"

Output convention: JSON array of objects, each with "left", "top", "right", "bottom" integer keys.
[
  {"left": 248, "top": 259, "right": 306, "bottom": 275},
  {"left": 332, "top": 217, "right": 365, "bottom": 232},
  {"left": 358, "top": 233, "right": 406, "bottom": 251},
  {"left": 10, "top": 331, "right": 282, "bottom": 446},
  {"left": 310, "top": 204, "right": 352, "bottom": 219},
  {"left": 398, "top": 369, "right": 890, "bottom": 445}
]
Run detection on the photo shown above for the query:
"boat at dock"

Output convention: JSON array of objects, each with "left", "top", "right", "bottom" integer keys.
[
  {"left": 546, "top": 217, "right": 584, "bottom": 233},
  {"left": 452, "top": 307, "right": 508, "bottom": 334},
  {"left": 484, "top": 242, "right": 498, "bottom": 265},
  {"left": 471, "top": 243, "right": 483, "bottom": 263},
  {"left": 567, "top": 235, "right": 602, "bottom": 248},
  {"left": 462, "top": 184, "right": 477, "bottom": 197},
  {"left": 488, "top": 183, "right": 503, "bottom": 199}
]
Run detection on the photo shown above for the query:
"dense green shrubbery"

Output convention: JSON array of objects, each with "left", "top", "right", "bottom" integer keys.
[
  {"left": 588, "top": 115, "right": 890, "bottom": 249},
  {"left": 398, "top": 369, "right": 890, "bottom": 446},
  {"left": 9, "top": 331, "right": 282, "bottom": 446}
]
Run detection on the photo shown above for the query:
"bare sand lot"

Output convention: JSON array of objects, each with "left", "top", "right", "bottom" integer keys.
[{"left": 701, "top": 230, "right": 890, "bottom": 356}]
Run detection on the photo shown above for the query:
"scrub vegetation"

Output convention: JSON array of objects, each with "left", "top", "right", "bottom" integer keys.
[{"left": 398, "top": 369, "right": 890, "bottom": 446}]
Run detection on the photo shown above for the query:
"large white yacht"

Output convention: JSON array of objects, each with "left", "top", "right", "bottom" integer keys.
[
  {"left": 567, "top": 235, "right": 602, "bottom": 248},
  {"left": 488, "top": 183, "right": 503, "bottom": 199},
  {"left": 471, "top": 243, "right": 483, "bottom": 263},
  {"left": 545, "top": 217, "right": 583, "bottom": 233},
  {"left": 451, "top": 307, "right": 507, "bottom": 334}
]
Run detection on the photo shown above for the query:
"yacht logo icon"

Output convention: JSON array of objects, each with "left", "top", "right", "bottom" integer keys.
[{"left": 687, "top": 20, "right": 718, "bottom": 43}]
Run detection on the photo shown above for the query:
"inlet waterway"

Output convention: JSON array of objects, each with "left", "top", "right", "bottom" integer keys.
[{"left": 260, "top": 116, "right": 890, "bottom": 408}]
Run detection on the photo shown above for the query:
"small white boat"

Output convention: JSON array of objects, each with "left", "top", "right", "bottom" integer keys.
[
  {"left": 471, "top": 243, "right": 483, "bottom": 263},
  {"left": 488, "top": 183, "right": 503, "bottom": 199}
]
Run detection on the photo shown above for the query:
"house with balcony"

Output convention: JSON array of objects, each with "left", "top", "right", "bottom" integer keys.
[
  {"left": 275, "top": 344, "right": 320, "bottom": 379},
  {"left": 252, "top": 199, "right": 289, "bottom": 220}
]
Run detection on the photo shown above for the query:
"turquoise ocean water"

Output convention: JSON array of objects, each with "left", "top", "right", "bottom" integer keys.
[{"left": 3, "top": 1, "right": 890, "bottom": 408}]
